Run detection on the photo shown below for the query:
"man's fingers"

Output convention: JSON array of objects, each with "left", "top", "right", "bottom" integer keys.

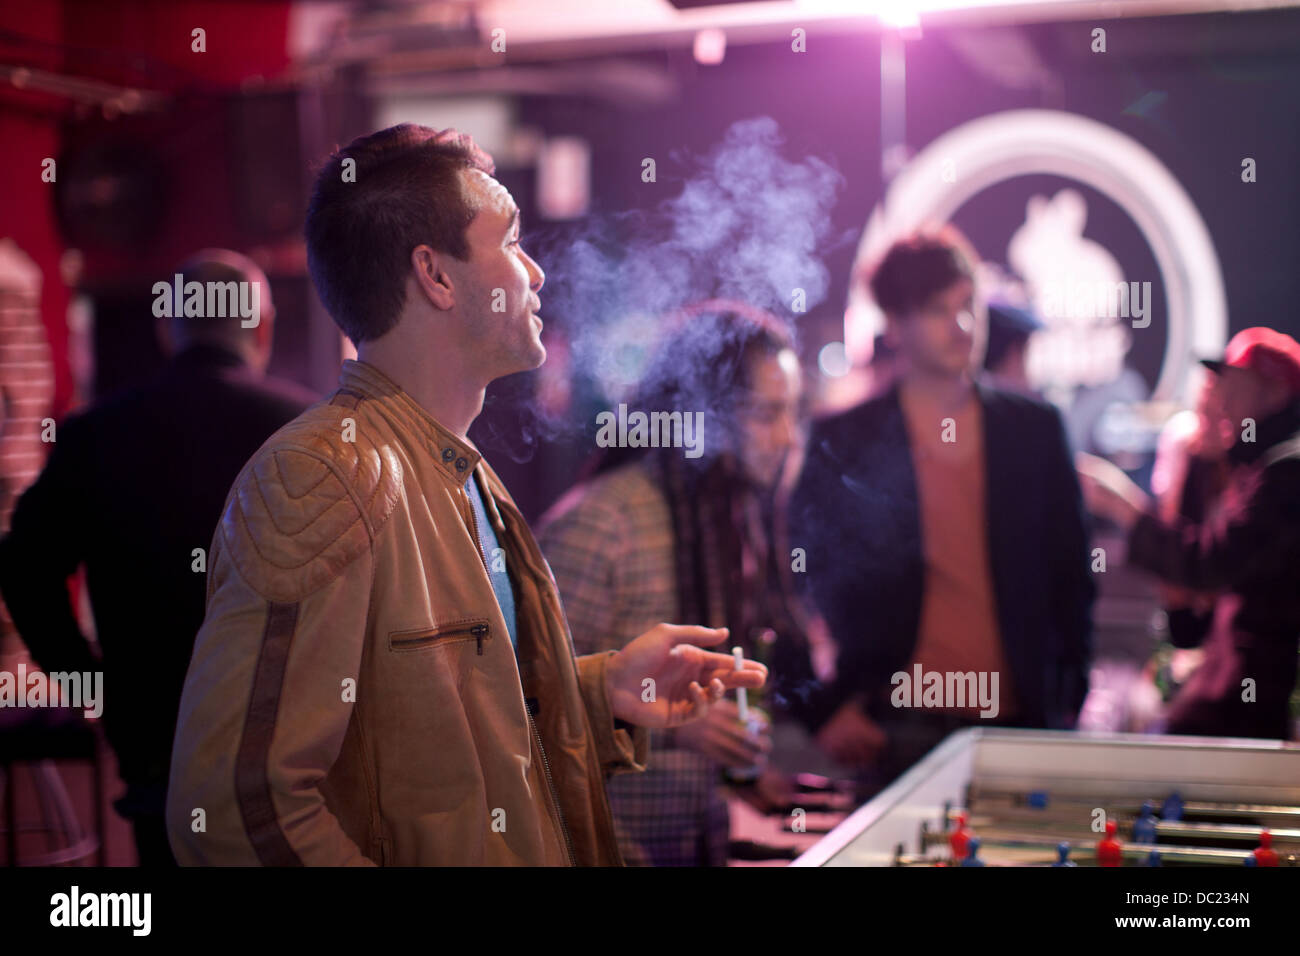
[
  {"left": 686, "top": 680, "right": 708, "bottom": 716},
  {"left": 704, "top": 662, "right": 768, "bottom": 689},
  {"left": 662, "top": 624, "right": 730, "bottom": 648},
  {"left": 691, "top": 649, "right": 767, "bottom": 683}
]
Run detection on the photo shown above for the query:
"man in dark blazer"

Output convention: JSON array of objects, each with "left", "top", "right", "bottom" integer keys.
[
  {"left": 793, "top": 229, "right": 1095, "bottom": 783},
  {"left": 0, "top": 250, "right": 317, "bottom": 865}
]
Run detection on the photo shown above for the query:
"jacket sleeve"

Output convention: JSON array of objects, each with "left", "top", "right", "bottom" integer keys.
[
  {"left": 166, "top": 445, "right": 390, "bottom": 866},
  {"left": 575, "top": 650, "right": 649, "bottom": 775},
  {"left": 0, "top": 416, "right": 99, "bottom": 677},
  {"left": 1127, "top": 458, "right": 1300, "bottom": 592},
  {"left": 538, "top": 494, "right": 649, "bottom": 774},
  {"left": 1042, "top": 407, "right": 1096, "bottom": 726}
]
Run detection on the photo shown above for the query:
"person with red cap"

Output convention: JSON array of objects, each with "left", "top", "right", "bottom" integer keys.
[{"left": 1078, "top": 327, "right": 1300, "bottom": 739}]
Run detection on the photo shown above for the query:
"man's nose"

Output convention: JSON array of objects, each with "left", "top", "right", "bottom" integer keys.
[
  {"left": 525, "top": 251, "right": 545, "bottom": 293},
  {"left": 775, "top": 411, "right": 798, "bottom": 450}
]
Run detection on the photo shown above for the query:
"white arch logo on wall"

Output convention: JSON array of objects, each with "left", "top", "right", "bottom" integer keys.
[{"left": 845, "top": 109, "right": 1227, "bottom": 403}]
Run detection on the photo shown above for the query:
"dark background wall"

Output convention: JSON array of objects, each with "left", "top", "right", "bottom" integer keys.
[
  {"left": 478, "top": 10, "right": 1300, "bottom": 518},
  {"left": 6, "top": 5, "right": 1298, "bottom": 519}
]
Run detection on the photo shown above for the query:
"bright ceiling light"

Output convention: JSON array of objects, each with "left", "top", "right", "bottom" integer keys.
[{"left": 693, "top": 28, "right": 727, "bottom": 64}]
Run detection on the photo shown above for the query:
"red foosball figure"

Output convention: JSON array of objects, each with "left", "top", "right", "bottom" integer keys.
[
  {"left": 948, "top": 811, "right": 973, "bottom": 862},
  {"left": 1253, "top": 829, "right": 1279, "bottom": 867},
  {"left": 1097, "top": 819, "right": 1123, "bottom": 867}
]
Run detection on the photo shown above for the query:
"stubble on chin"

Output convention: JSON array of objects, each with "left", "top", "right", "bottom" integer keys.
[
  {"left": 492, "top": 331, "right": 547, "bottom": 380},
  {"left": 525, "top": 338, "right": 547, "bottom": 371}
]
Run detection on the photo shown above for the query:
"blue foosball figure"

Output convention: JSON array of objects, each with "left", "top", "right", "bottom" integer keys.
[
  {"left": 1051, "top": 842, "right": 1077, "bottom": 867},
  {"left": 1161, "top": 792, "right": 1184, "bottom": 822},
  {"left": 961, "top": 836, "right": 986, "bottom": 867},
  {"left": 1133, "top": 801, "right": 1158, "bottom": 844}
]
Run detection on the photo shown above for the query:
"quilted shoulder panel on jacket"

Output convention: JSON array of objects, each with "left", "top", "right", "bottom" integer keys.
[{"left": 218, "top": 411, "right": 404, "bottom": 602}]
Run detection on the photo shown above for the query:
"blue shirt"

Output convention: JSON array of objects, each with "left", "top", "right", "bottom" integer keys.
[{"left": 466, "top": 473, "right": 518, "bottom": 653}]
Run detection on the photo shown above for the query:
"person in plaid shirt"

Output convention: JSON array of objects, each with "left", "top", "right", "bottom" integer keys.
[{"left": 538, "top": 303, "right": 850, "bottom": 866}]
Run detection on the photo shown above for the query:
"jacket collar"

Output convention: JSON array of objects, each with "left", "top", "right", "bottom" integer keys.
[
  {"left": 337, "top": 359, "right": 482, "bottom": 487},
  {"left": 882, "top": 375, "right": 992, "bottom": 416}
]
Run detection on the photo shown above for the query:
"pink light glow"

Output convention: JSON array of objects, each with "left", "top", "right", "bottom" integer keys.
[
  {"left": 879, "top": 4, "right": 921, "bottom": 29},
  {"left": 693, "top": 28, "right": 727, "bottom": 65},
  {"left": 795, "top": 0, "right": 1076, "bottom": 22}
]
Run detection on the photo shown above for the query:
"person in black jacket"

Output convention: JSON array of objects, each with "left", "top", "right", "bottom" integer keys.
[
  {"left": 0, "top": 249, "right": 317, "bottom": 865},
  {"left": 792, "top": 228, "right": 1095, "bottom": 785},
  {"left": 1079, "top": 326, "right": 1300, "bottom": 741}
]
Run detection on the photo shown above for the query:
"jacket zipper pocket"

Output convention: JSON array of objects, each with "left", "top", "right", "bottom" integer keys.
[
  {"left": 527, "top": 707, "right": 576, "bottom": 866},
  {"left": 389, "top": 620, "right": 491, "bottom": 654}
]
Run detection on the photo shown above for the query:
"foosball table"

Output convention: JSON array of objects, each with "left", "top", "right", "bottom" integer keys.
[{"left": 792, "top": 729, "right": 1300, "bottom": 867}]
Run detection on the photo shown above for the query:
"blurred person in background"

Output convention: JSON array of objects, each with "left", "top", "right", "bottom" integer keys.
[
  {"left": 793, "top": 227, "right": 1095, "bottom": 794},
  {"left": 982, "top": 297, "right": 1045, "bottom": 397},
  {"left": 0, "top": 249, "right": 316, "bottom": 865},
  {"left": 1138, "top": 366, "right": 1234, "bottom": 721},
  {"left": 538, "top": 303, "right": 849, "bottom": 866},
  {"left": 1079, "top": 327, "right": 1300, "bottom": 740}
]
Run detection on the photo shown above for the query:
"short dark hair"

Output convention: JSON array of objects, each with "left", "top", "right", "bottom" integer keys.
[
  {"left": 865, "top": 226, "right": 976, "bottom": 318},
  {"left": 304, "top": 124, "right": 495, "bottom": 344},
  {"left": 983, "top": 319, "right": 1027, "bottom": 372}
]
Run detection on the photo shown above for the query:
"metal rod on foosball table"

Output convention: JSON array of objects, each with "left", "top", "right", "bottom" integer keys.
[
  {"left": 944, "top": 809, "right": 1300, "bottom": 847},
  {"left": 1152, "top": 821, "right": 1300, "bottom": 845},
  {"left": 968, "top": 788, "right": 1300, "bottom": 824},
  {"left": 925, "top": 832, "right": 1289, "bottom": 868},
  {"left": 926, "top": 829, "right": 1277, "bottom": 865}
]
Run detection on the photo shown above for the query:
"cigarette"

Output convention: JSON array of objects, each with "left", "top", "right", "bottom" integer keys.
[{"left": 732, "top": 646, "right": 749, "bottom": 722}]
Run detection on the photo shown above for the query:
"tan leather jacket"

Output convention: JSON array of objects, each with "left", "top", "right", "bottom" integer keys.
[{"left": 166, "top": 360, "right": 648, "bottom": 865}]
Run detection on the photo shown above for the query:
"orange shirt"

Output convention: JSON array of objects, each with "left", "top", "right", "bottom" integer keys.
[{"left": 898, "top": 382, "right": 1017, "bottom": 719}]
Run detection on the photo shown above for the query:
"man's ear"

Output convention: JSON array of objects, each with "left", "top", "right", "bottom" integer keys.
[{"left": 411, "top": 245, "right": 455, "bottom": 311}]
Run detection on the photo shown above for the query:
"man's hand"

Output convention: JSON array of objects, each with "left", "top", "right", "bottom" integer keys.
[
  {"left": 815, "top": 698, "right": 887, "bottom": 768},
  {"left": 1076, "top": 452, "right": 1150, "bottom": 532},
  {"left": 605, "top": 624, "right": 767, "bottom": 728},
  {"left": 674, "top": 698, "right": 771, "bottom": 768}
]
